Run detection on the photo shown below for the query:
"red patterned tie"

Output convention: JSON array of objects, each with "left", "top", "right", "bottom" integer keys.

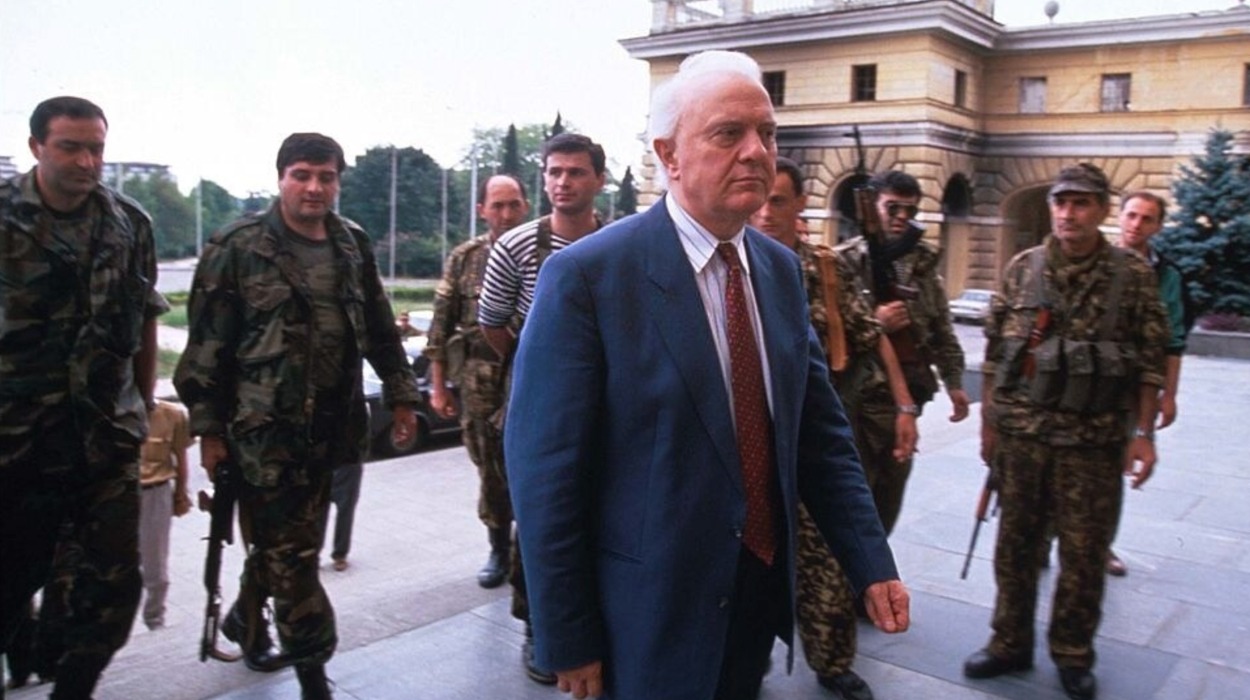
[{"left": 716, "top": 243, "right": 777, "bottom": 566}]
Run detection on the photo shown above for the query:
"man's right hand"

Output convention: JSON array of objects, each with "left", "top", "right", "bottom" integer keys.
[
  {"left": 876, "top": 300, "right": 912, "bottom": 334},
  {"left": 556, "top": 661, "right": 603, "bottom": 699},
  {"left": 429, "top": 384, "right": 458, "bottom": 419},
  {"left": 200, "top": 436, "right": 228, "bottom": 480}
]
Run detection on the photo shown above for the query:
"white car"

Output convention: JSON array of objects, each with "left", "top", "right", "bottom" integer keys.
[{"left": 949, "top": 288, "right": 993, "bottom": 324}]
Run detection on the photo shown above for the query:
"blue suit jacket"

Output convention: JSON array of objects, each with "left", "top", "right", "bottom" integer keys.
[{"left": 505, "top": 201, "right": 897, "bottom": 700}]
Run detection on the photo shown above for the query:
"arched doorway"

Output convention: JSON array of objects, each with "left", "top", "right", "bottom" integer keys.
[
  {"left": 939, "top": 174, "right": 973, "bottom": 293},
  {"left": 1001, "top": 186, "right": 1051, "bottom": 264},
  {"left": 829, "top": 173, "right": 870, "bottom": 243}
]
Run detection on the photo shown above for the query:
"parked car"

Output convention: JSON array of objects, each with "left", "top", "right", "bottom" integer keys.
[
  {"left": 362, "top": 319, "right": 461, "bottom": 457},
  {"left": 949, "top": 288, "right": 993, "bottom": 324}
]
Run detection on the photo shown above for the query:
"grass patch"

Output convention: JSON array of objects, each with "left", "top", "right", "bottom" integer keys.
[{"left": 157, "top": 348, "right": 181, "bottom": 379}]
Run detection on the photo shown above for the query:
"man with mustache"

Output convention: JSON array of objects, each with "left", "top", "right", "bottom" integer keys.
[
  {"left": 176, "top": 133, "right": 420, "bottom": 699},
  {"left": 0, "top": 95, "right": 164, "bottom": 699},
  {"left": 965, "top": 163, "right": 1168, "bottom": 700}
]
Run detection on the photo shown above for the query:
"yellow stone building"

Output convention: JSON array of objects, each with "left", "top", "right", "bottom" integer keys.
[{"left": 621, "top": 0, "right": 1250, "bottom": 292}]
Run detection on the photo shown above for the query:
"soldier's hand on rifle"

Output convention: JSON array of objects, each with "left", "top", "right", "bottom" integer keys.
[
  {"left": 948, "top": 388, "right": 971, "bottom": 422},
  {"left": 200, "top": 436, "right": 229, "bottom": 480},
  {"left": 876, "top": 301, "right": 912, "bottom": 333},
  {"left": 429, "top": 383, "right": 458, "bottom": 419},
  {"left": 392, "top": 403, "right": 418, "bottom": 447},
  {"left": 980, "top": 421, "right": 997, "bottom": 465}
]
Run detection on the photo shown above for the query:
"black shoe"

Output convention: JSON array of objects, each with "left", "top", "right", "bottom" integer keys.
[
  {"left": 478, "top": 527, "right": 510, "bottom": 589},
  {"left": 817, "top": 669, "right": 874, "bottom": 700},
  {"left": 1059, "top": 667, "right": 1096, "bottom": 700},
  {"left": 221, "top": 602, "right": 291, "bottom": 673},
  {"left": 963, "top": 648, "right": 1033, "bottom": 678},
  {"left": 296, "top": 662, "right": 333, "bottom": 700},
  {"left": 522, "top": 625, "right": 557, "bottom": 685},
  {"left": 1106, "top": 550, "right": 1128, "bottom": 577}
]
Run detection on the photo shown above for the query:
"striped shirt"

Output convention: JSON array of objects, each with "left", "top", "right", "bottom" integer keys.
[
  {"left": 666, "top": 195, "right": 775, "bottom": 413},
  {"left": 477, "top": 216, "right": 575, "bottom": 328}
]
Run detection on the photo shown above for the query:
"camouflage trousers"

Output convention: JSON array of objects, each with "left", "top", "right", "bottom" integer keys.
[
  {"left": 855, "top": 404, "right": 914, "bottom": 536},
  {"left": 987, "top": 434, "right": 1123, "bottom": 669},
  {"left": 794, "top": 504, "right": 858, "bottom": 676},
  {"left": 462, "top": 415, "right": 512, "bottom": 530},
  {"left": 237, "top": 464, "right": 337, "bottom": 663},
  {"left": 463, "top": 413, "right": 528, "bottom": 622},
  {"left": 0, "top": 446, "right": 141, "bottom": 698}
]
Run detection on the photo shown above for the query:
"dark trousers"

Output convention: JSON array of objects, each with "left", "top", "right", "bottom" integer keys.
[
  {"left": 318, "top": 463, "right": 363, "bottom": 561},
  {"left": 714, "top": 548, "right": 787, "bottom": 700}
]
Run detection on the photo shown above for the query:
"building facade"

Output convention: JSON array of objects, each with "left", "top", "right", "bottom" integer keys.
[{"left": 622, "top": 0, "right": 1250, "bottom": 292}]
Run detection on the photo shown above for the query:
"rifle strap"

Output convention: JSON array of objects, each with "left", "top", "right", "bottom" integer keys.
[{"left": 813, "top": 249, "right": 849, "bottom": 372}]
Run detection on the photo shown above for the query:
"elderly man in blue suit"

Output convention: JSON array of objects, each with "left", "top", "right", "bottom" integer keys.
[{"left": 505, "top": 50, "right": 910, "bottom": 700}]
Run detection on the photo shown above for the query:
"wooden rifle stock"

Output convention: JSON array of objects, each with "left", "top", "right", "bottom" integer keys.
[
  {"left": 1021, "top": 304, "right": 1053, "bottom": 379},
  {"left": 813, "top": 250, "right": 849, "bottom": 372}
]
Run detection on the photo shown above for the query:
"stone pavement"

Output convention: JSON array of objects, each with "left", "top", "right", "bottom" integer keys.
[{"left": 8, "top": 343, "right": 1248, "bottom": 699}]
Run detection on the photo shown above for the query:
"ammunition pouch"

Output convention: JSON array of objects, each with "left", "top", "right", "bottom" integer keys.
[
  {"left": 1028, "top": 336, "right": 1064, "bottom": 408},
  {"left": 900, "top": 361, "right": 939, "bottom": 405}
]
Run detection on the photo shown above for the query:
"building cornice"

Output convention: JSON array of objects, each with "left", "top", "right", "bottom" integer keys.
[
  {"left": 996, "top": 9, "right": 1249, "bottom": 52},
  {"left": 620, "top": 0, "right": 1002, "bottom": 59},
  {"left": 779, "top": 122, "right": 1223, "bottom": 158},
  {"left": 621, "top": 2, "right": 1249, "bottom": 60}
]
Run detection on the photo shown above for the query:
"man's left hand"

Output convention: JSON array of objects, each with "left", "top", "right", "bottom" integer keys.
[
  {"left": 863, "top": 580, "right": 910, "bottom": 633},
  {"left": 556, "top": 660, "right": 603, "bottom": 699},
  {"left": 391, "top": 404, "right": 418, "bottom": 447},
  {"left": 1125, "top": 435, "right": 1157, "bottom": 489},
  {"left": 948, "top": 388, "right": 971, "bottom": 422},
  {"left": 173, "top": 489, "right": 192, "bottom": 517}
]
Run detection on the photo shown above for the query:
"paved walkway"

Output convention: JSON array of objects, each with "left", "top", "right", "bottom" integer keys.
[{"left": 9, "top": 348, "right": 1248, "bottom": 700}]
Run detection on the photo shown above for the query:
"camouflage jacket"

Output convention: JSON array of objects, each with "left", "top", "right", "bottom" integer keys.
[
  {"left": 836, "top": 235, "right": 966, "bottom": 393},
  {"left": 0, "top": 171, "right": 163, "bottom": 470},
  {"left": 424, "top": 233, "right": 497, "bottom": 371},
  {"left": 792, "top": 240, "right": 892, "bottom": 408},
  {"left": 174, "top": 205, "right": 419, "bottom": 486},
  {"left": 984, "top": 236, "right": 1167, "bottom": 447}
]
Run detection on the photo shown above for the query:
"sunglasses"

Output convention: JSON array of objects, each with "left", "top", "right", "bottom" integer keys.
[{"left": 885, "top": 202, "right": 919, "bottom": 220}]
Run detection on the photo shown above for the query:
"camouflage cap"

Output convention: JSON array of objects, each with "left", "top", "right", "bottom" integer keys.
[{"left": 1049, "top": 162, "right": 1111, "bottom": 199}]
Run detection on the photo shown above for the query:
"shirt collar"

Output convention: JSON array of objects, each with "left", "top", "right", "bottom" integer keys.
[{"left": 665, "top": 194, "right": 749, "bottom": 275}]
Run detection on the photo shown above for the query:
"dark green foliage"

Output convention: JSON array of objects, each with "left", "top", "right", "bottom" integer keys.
[
  {"left": 539, "top": 112, "right": 566, "bottom": 216},
  {"left": 123, "top": 174, "right": 196, "bottom": 259},
  {"left": 1157, "top": 129, "right": 1250, "bottom": 319},
  {"left": 617, "top": 166, "right": 638, "bottom": 219},
  {"left": 338, "top": 146, "right": 470, "bottom": 277},
  {"left": 198, "top": 180, "right": 243, "bottom": 242},
  {"left": 502, "top": 124, "right": 521, "bottom": 177}
]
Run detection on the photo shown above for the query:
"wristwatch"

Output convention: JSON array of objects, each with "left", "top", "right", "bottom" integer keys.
[
  {"left": 897, "top": 404, "right": 920, "bottom": 416},
  {"left": 1132, "top": 427, "right": 1154, "bottom": 441}
]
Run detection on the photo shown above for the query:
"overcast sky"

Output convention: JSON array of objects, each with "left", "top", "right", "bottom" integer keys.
[{"left": 1, "top": 0, "right": 1239, "bottom": 196}]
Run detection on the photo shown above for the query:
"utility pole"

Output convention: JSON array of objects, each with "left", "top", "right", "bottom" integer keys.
[{"left": 388, "top": 147, "right": 398, "bottom": 281}]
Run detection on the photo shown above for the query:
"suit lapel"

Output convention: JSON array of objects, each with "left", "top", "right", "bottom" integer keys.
[{"left": 642, "top": 204, "right": 742, "bottom": 486}]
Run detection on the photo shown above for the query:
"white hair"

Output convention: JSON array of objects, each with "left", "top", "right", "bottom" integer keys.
[{"left": 647, "top": 50, "right": 764, "bottom": 189}]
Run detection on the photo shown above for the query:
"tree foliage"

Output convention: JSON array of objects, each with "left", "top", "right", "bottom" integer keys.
[
  {"left": 338, "top": 146, "right": 469, "bottom": 278},
  {"left": 197, "top": 179, "right": 243, "bottom": 244},
  {"left": 1157, "top": 129, "right": 1250, "bottom": 318},
  {"left": 617, "top": 166, "right": 638, "bottom": 219},
  {"left": 123, "top": 175, "right": 196, "bottom": 259},
  {"left": 502, "top": 124, "right": 521, "bottom": 177}
]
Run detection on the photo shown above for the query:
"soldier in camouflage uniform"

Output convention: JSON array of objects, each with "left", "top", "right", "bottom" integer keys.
[
  {"left": 964, "top": 164, "right": 1167, "bottom": 700},
  {"left": 175, "top": 133, "right": 420, "bottom": 699},
  {"left": 836, "top": 170, "right": 970, "bottom": 534},
  {"left": 1, "top": 96, "right": 165, "bottom": 700},
  {"left": 752, "top": 158, "right": 917, "bottom": 700},
  {"left": 424, "top": 174, "right": 530, "bottom": 590}
]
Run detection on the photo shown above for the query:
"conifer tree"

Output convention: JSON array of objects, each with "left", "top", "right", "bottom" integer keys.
[{"left": 1157, "top": 129, "right": 1250, "bottom": 319}]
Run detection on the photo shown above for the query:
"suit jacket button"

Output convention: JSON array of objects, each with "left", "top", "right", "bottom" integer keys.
[
  {"left": 719, "top": 597, "right": 730, "bottom": 609},
  {"left": 733, "top": 528, "right": 743, "bottom": 539}
]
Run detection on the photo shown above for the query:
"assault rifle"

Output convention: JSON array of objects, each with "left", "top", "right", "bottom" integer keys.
[
  {"left": 960, "top": 467, "right": 998, "bottom": 580},
  {"left": 199, "top": 458, "right": 242, "bottom": 663}
]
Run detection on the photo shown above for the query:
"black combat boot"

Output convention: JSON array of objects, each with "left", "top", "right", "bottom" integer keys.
[
  {"left": 295, "top": 662, "right": 333, "bottom": 700},
  {"left": 477, "top": 527, "right": 510, "bottom": 589},
  {"left": 221, "top": 600, "right": 292, "bottom": 673}
]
